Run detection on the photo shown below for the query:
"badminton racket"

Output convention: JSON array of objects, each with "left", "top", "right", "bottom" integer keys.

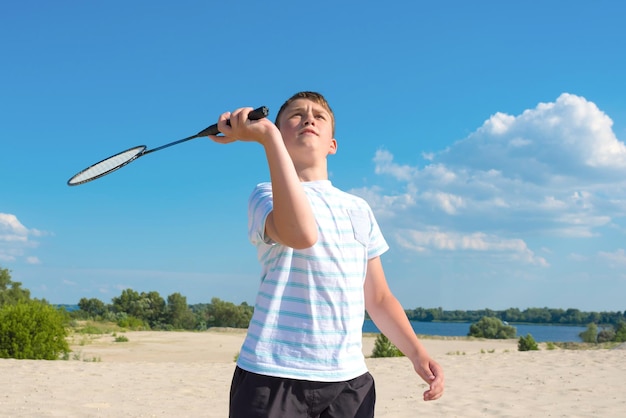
[{"left": 67, "top": 106, "right": 269, "bottom": 186}]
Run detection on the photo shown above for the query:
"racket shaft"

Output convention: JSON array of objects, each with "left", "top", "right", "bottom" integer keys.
[{"left": 144, "top": 106, "right": 269, "bottom": 155}]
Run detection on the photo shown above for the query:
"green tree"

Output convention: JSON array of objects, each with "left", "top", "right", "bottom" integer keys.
[
  {"left": 523, "top": 308, "right": 552, "bottom": 323},
  {"left": 112, "top": 289, "right": 141, "bottom": 315},
  {"left": 77, "top": 297, "right": 107, "bottom": 318},
  {"left": 579, "top": 323, "right": 598, "bottom": 343},
  {"left": 427, "top": 307, "right": 443, "bottom": 321},
  {"left": 0, "top": 300, "right": 70, "bottom": 360},
  {"left": 562, "top": 308, "right": 583, "bottom": 324},
  {"left": 502, "top": 308, "right": 522, "bottom": 323},
  {"left": 165, "top": 293, "right": 197, "bottom": 329},
  {"left": 204, "top": 297, "right": 253, "bottom": 328},
  {"left": 111, "top": 289, "right": 165, "bottom": 328},
  {"left": 0, "top": 266, "right": 31, "bottom": 306},
  {"left": 468, "top": 316, "right": 517, "bottom": 339},
  {"left": 613, "top": 322, "right": 626, "bottom": 342},
  {"left": 141, "top": 291, "right": 166, "bottom": 327}
]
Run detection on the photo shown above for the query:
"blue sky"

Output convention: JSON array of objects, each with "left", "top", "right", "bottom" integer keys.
[{"left": 2, "top": 1, "right": 625, "bottom": 312}]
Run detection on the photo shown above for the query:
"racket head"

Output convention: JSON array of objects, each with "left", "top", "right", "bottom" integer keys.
[{"left": 67, "top": 145, "right": 147, "bottom": 186}]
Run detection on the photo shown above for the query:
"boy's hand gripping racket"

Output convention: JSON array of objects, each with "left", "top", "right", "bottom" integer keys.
[{"left": 67, "top": 106, "right": 269, "bottom": 186}]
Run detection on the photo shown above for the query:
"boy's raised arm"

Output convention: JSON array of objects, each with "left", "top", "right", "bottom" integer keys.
[{"left": 208, "top": 107, "right": 317, "bottom": 249}]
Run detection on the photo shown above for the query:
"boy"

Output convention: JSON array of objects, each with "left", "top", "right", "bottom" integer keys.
[{"left": 209, "top": 92, "right": 444, "bottom": 417}]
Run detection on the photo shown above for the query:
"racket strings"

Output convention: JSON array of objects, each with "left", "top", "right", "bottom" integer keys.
[{"left": 69, "top": 146, "right": 145, "bottom": 185}]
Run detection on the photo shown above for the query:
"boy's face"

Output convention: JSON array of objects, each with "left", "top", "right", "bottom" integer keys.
[{"left": 277, "top": 99, "right": 337, "bottom": 165}]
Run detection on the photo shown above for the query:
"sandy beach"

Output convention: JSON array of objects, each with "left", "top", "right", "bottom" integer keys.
[{"left": 1, "top": 329, "right": 624, "bottom": 417}]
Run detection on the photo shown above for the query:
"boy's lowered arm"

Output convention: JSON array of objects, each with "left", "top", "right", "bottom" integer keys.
[{"left": 364, "top": 257, "right": 445, "bottom": 401}]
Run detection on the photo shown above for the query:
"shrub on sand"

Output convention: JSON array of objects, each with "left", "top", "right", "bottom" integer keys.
[
  {"left": 0, "top": 300, "right": 70, "bottom": 360},
  {"left": 371, "top": 334, "right": 404, "bottom": 358},
  {"left": 518, "top": 334, "right": 539, "bottom": 351}
]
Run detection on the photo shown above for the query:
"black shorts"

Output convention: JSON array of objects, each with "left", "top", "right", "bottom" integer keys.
[{"left": 229, "top": 366, "right": 376, "bottom": 418}]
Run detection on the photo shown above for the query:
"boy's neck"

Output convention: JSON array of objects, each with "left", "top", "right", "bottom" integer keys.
[{"left": 295, "top": 164, "right": 329, "bottom": 182}]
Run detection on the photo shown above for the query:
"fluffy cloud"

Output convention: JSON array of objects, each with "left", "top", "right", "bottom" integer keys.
[
  {"left": 598, "top": 249, "right": 626, "bottom": 267},
  {"left": 395, "top": 228, "right": 548, "bottom": 266},
  {"left": 0, "top": 213, "right": 45, "bottom": 263},
  {"left": 441, "top": 93, "right": 626, "bottom": 178},
  {"left": 354, "top": 93, "right": 626, "bottom": 266}
]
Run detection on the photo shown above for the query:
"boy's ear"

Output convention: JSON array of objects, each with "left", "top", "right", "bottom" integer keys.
[{"left": 328, "top": 138, "right": 338, "bottom": 155}]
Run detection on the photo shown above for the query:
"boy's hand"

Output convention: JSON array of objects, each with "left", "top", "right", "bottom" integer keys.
[
  {"left": 208, "top": 107, "right": 279, "bottom": 146},
  {"left": 413, "top": 357, "right": 444, "bottom": 401}
]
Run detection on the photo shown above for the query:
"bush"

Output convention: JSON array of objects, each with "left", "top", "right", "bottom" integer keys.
[
  {"left": 518, "top": 334, "right": 539, "bottom": 351},
  {"left": 597, "top": 327, "right": 615, "bottom": 343},
  {"left": 77, "top": 324, "right": 108, "bottom": 335},
  {"left": 468, "top": 316, "right": 517, "bottom": 339},
  {"left": 579, "top": 323, "right": 598, "bottom": 343},
  {"left": 116, "top": 314, "right": 148, "bottom": 330},
  {"left": 371, "top": 334, "right": 404, "bottom": 358},
  {"left": 0, "top": 300, "right": 70, "bottom": 360},
  {"left": 614, "top": 322, "right": 626, "bottom": 342}
]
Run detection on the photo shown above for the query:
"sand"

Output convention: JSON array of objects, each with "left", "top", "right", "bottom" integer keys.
[{"left": 1, "top": 329, "right": 625, "bottom": 417}]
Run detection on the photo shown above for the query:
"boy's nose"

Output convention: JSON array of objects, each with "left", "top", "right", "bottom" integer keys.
[{"left": 303, "top": 112, "right": 315, "bottom": 125}]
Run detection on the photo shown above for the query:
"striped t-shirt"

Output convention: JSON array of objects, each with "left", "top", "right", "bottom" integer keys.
[{"left": 237, "top": 180, "right": 389, "bottom": 382}]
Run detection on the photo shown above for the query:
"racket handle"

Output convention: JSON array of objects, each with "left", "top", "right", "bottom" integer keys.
[{"left": 195, "top": 106, "right": 270, "bottom": 137}]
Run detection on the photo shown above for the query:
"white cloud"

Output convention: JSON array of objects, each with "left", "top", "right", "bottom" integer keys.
[
  {"left": 422, "top": 191, "right": 465, "bottom": 215},
  {"left": 0, "top": 213, "right": 28, "bottom": 242},
  {"left": 349, "top": 186, "right": 415, "bottom": 219},
  {"left": 0, "top": 213, "right": 47, "bottom": 264},
  {"left": 395, "top": 228, "right": 549, "bottom": 267},
  {"left": 373, "top": 149, "right": 416, "bottom": 181},
  {"left": 568, "top": 253, "right": 588, "bottom": 262},
  {"left": 353, "top": 93, "right": 626, "bottom": 268},
  {"left": 440, "top": 93, "right": 626, "bottom": 179},
  {"left": 598, "top": 249, "right": 626, "bottom": 266},
  {"left": 25, "top": 256, "right": 41, "bottom": 265}
]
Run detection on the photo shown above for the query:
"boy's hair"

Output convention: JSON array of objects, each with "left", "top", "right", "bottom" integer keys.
[{"left": 275, "top": 91, "right": 335, "bottom": 136}]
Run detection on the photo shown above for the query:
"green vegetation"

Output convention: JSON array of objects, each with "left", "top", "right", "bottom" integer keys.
[
  {"left": 0, "top": 266, "right": 31, "bottom": 305},
  {"left": 371, "top": 333, "right": 404, "bottom": 358},
  {"left": 468, "top": 317, "right": 516, "bottom": 339},
  {"left": 72, "top": 320, "right": 125, "bottom": 335},
  {"left": 518, "top": 334, "right": 539, "bottom": 351},
  {"left": 74, "top": 291, "right": 253, "bottom": 331},
  {"left": 0, "top": 267, "right": 70, "bottom": 360},
  {"left": 551, "top": 341, "right": 619, "bottom": 350},
  {"left": 3, "top": 263, "right": 626, "bottom": 360},
  {"left": 579, "top": 323, "right": 598, "bottom": 343},
  {"left": 0, "top": 300, "right": 70, "bottom": 359},
  {"left": 404, "top": 306, "right": 626, "bottom": 327},
  {"left": 575, "top": 322, "right": 626, "bottom": 344},
  {"left": 615, "top": 322, "right": 626, "bottom": 342}
]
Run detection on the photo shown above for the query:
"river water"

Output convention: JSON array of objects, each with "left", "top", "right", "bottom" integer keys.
[{"left": 362, "top": 320, "right": 587, "bottom": 342}]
